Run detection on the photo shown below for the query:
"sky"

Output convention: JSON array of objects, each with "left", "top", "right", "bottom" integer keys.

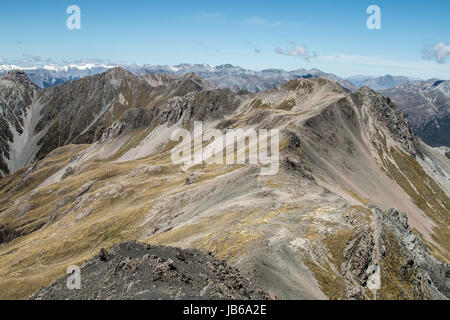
[{"left": 0, "top": 0, "right": 449, "bottom": 79}]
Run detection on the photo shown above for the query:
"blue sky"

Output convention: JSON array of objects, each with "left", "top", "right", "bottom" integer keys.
[{"left": 1, "top": 0, "right": 449, "bottom": 78}]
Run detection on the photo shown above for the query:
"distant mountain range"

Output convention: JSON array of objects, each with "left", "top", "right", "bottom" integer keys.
[
  {"left": 0, "top": 63, "right": 116, "bottom": 89},
  {"left": 346, "top": 74, "right": 418, "bottom": 91},
  {"left": 0, "top": 62, "right": 357, "bottom": 91},
  {"left": 127, "top": 63, "right": 359, "bottom": 92},
  {"left": 0, "top": 62, "right": 434, "bottom": 91},
  {"left": 1, "top": 62, "right": 448, "bottom": 147}
]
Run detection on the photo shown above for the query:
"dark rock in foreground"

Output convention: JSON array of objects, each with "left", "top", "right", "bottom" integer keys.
[{"left": 30, "top": 241, "right": 269, "bottom": 300}]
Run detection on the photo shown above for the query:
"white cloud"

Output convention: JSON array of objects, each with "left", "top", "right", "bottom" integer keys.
[
  {"left": 22, "top": 53, "right": 53, "bottom": 63},
  {"left": 246, "top": 17, "right": 280, "bottom": 27},
  {"left": 422, "top": 42, "right": 450, "bottom": 64},
  {"left": 275, "top": 43, "right": 318, "bottom": 61}
]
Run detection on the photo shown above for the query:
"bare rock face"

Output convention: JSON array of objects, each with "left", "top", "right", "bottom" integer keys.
[
  {"left": 185, "top": 174, "right": 200, "bottom": 185},
  {"left": 356, "top": 86, "right": 421, "bottom": 157},
  {"left": 0, "top": 71, "right": 38, "bottom": 175},
  {"left": 380, "top": 208, "right": 450, "bottom": 300},
  {"left": 33, "top": 67, "right": 154, "bottom": 161},
  {"left": 155, "top": 89, "right": 239, "bottom": 126},
  {"left": 120, "top": 108, "right": 154, "bottom": 132},
  {"left": 30, "top": 241, "right": 269, "bottom": 300},
  {"left": 281, "top": 133, "right": 314, "bottom": 180}
]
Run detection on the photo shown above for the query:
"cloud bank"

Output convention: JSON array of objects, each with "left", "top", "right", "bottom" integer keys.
[
  {"left": 422, "top": 42, "right": 450, "bottom": 64},
  {"left": 275, "top": 44, "right": 318, "bottom": 61}
]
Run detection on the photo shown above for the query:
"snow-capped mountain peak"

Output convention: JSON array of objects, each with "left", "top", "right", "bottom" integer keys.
[{"left": 0, "top": 62, "right": 117, "bottom": 73}]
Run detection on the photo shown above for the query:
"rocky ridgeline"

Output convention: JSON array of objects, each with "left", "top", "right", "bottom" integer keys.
[
  {"left": 381, "top": 80, "right": 450, "bottom": 148},
  {"left": 0, "top": 68, "right": 448, "bottom": 300},
  {"left": 339, "top": 207, "right": 449, "bottom": 300},
  {"left": 0, "top": 68, "right": 432, "bottom": 176},
  {"left": 2, "top": 70, "right": 38, "bottom": 88},
  {"left": 378, "top": 208, "right": 449, "bottom": 299},
  {"left": 30, "top": 241, "right": 270, "bottom": 300},
  {"left": 356, "top": 86, "right": 421, "bottom": 157}
]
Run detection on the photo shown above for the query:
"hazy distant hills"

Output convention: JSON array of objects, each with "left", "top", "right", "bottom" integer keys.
[
  {"left": 346, "top": 74, "right": 416, "bottom": 91},
  {"left": 381, "top": 80, "right": 450, "bottom": 147}
]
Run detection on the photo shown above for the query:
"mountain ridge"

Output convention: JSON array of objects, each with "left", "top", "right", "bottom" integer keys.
[
  {"left": 0, "top": 62, "right": 358, "bottom": 91},
  {"left": 0, "top": 69, "right": 448, "bottom": 300}
]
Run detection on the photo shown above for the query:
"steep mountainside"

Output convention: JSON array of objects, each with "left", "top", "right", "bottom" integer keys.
[
  {"left": 0, "top": 73, "right": 448, "bottom": 300},
  {"left": 0, "top": 71, "right": 39, "bottom": 175},
  {"left": 381, "top": 80, "right": 450, "bottom": 147},
  {"left": 0, "top": 68, "right": 216, "bottom": 177}
]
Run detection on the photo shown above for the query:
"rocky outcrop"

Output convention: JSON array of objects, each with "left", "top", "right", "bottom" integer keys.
[
  {"left": 356, "top": 86, "right": 421, "bottom": 157},
  {"left": 155, "top": 89, "right": 239, "bottom": 126},
  {"left": 380, "top": 208, "right": 449, "bottom": 300},
  {"left": 337, "top": 207, "right": 449, "bottom": 300},
  {"left": 281, "top": 133, "right": 314, "bottom": 180},
  {"left": 0, "top": 71, "right": 38, "bottom": 175},
  {"left": 0, "top": 224, "right": 21, "bottom": 245},
  {"left": 30, "top": 241, "right": 269, "bottom": 300}
]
